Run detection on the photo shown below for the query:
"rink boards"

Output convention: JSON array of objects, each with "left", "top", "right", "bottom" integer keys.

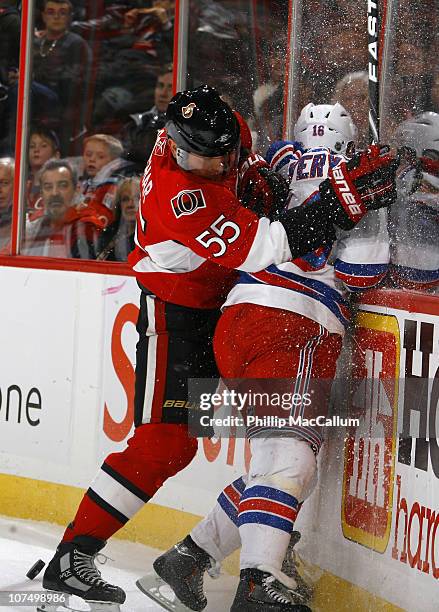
[{"left": 0, "top": 265, "right": 438, "bottom": 612}]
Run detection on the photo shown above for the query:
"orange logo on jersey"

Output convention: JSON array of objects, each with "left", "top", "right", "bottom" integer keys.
[{"left": 341, "top": 311, "right": 400, "bottom": 552}]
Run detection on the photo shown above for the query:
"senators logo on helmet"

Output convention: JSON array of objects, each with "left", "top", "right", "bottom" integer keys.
[
  {"left": 171, "top": 189, "right": 207, "bottom": 218},
  {"left": 182, "top": 103, "right": 196, "bottom": 118}
]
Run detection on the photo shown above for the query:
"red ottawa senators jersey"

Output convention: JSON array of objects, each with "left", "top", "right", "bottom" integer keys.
[{"left": 128, "top": 129, "right": 291, "bottom": 309}]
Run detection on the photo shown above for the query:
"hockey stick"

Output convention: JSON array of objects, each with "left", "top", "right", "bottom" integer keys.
[{"left": 368, "top": 0, "right": 379, "bottom": 143}]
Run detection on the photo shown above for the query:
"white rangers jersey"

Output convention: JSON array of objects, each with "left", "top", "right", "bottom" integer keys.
[
  {"left": 222, "top": 143, "right": 390, "bottom": 334},
  {"left": 390, "top": 159, "right": 439, "bottom": 289}
]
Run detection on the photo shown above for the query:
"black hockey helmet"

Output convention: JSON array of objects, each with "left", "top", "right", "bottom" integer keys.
[{"left": 165, "top": 85, "right": 240, "bottom": 157}]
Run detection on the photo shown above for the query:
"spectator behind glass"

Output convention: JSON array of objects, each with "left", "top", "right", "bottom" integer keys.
[
  {"left": 0, "top": 156, "right": 14, "bottom": 249},
  {"left": 80, "top": 134, "right": 136, "bottom": 229},
  {"left": 390, "top": 112, "right": 439, "bottom": 291},
  {"left": 33, "top": 0, "right": 91, "bottom": 154},
  {"left": 332, "top": 71, "right": 368, "bottom": 149},
  {"left": 0, "top": 2, "right": 20, "bottom": 75},
  {"left": 394, "top": 41, "right": 431, "bottom": 119},
  {"left": 97, "top": 176, "right": 140, "bottom": 261},
  {"left": 0, "top": 2, "right": 20, "bottom": 155},
  {"left": 90, "top": 1, "right": 174, "bottom": 135},
  {"left": 24, "top": 159, "right": 96, "bottom": 259},
  {"left": 27, "top": 125, "right": 61, "bottom": 213},
  {"left": 252, "top": 36, "right": 286, "bottom": 154},
  {"left": 122, "top": 65, "right": 173, "bottom": 171}
]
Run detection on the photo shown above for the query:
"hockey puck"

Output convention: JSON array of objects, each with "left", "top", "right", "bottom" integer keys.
[{"left": 26, "top": 559, "right": 45, "bottom": 580}]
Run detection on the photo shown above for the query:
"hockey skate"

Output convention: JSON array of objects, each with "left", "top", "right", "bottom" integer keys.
[
  {"left": 136, "top": 535, "right": 218, "bottom": 611},
  {"left": 230, "top": 566, "right": 312, "bottom": 611},
  {"left": 281, "top": 532, "right": 314, "bottom": 605},
  {"left": 33, "top": 536, "right": 126, "bottom": 612}
]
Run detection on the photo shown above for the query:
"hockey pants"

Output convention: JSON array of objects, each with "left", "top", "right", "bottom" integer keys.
[
  {"left": 191, "top": 304, "right": 342, "bottom": 570},
  {"left": 62, "top": 294, "right": 219, "bottom": 543}
]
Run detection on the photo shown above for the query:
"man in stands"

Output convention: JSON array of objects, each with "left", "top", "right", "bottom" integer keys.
[
  {"left": 33, "top": 0, "right": 91, "bottom": 152},
  {"left": 37, "top": 86, "right": 398, "bottom": 610},
  {"left": 24, "top": 159, "right": 97, "bottom": 259},
  {"left": 122, "top": 64, "right": 174, "bottom": 171}
]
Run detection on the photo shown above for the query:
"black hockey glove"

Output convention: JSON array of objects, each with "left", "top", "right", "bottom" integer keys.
[
  {"left": 276, "top": 146, "right": 399, "bottom": 259},
  {"left": 318, "top": 144, "right": 399, "bottom": 230},
  {"left": 239, "top": 153, "right": 290, "bottom": 218},
  {"left": 277, "top": 202, "right": 337, "bottom": 259}
]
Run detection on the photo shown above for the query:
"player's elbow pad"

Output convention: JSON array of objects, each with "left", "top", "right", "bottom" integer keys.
[{"left": 278, "top": 203, "right": 336, "bottom": 258}]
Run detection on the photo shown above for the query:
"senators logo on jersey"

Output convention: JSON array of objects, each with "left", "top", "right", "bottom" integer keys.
[{"left": 171, "top": 189, "right": 207, "bottom": 218}]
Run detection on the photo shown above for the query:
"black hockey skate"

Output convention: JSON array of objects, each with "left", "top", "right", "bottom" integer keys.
[
  {"left": 38, "top": 536, "right": 126, "bottom": 611},
  {"left": 281, "top": 532, "right": 314, "bottom": 604},
  {"left": 230, "top": 567, "right": 312, "bottom": 612},
  {"left": 136, "top": 535, "right": 216, "bottom": 611}
]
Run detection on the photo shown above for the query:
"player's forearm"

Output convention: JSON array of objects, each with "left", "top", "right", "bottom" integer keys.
[{"left": 236, "top": 211, "right": 336, "bottom": 273}]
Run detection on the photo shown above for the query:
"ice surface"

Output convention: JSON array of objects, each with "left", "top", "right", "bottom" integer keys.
[{"left": 0, "top": 516, "right": 236, "bottom": 612}]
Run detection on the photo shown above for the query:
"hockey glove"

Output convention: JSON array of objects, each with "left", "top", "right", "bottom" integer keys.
[
  {"left": 277, "top": 201, "right": 337, "bottom": 259},
  {"left": 239, "top": 153, "right": 290, "bottom": 218},
  {"left": 319, "top": 144, "right": 399, "bottom": 230}
]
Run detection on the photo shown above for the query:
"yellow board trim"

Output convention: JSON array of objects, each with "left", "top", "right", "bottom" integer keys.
[{"left": 0, "top": 473, "right": 404, "bottom": 611}]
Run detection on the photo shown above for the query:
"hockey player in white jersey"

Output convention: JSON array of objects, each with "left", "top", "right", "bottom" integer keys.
[
  {"left": 137, "top": 103, "right": 392, "bottom": 612},
  {"left": 390, "top": 111, "right": 439, "bottom": 289}
]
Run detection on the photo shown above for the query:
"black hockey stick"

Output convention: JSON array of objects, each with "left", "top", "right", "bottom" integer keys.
[{"left": 368, "top": 0, "right": 379, "bottom": 143}]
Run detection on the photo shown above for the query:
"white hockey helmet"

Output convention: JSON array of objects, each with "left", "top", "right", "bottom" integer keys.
[
  {"left": 294, "top": 102, "right": 357, "bottom": 153},
  {"left": 393, "top": 112, "right": 439, "bottom": 157}
]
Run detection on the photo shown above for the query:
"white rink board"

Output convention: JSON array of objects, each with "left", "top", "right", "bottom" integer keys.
[
  {"left": 1, "top": 265, "right": 439, "bottom": 611},
  {"left": 0, "top": 266, "right": 246, "bottom": 516},
  {"left": 301, "top": 298, "right": 439, "bottom": 612}
]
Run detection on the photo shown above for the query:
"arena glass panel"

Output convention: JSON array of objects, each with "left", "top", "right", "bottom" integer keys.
[
  {"left": 381, "top": 0, "right": 439, "bottom": 292},
  {"left": 0, "top": 3, "right": 21, "bottom": 255},
  {"left": 18, "top": 0, "right": 175, "bottom": 262},
  {"left": 285, "top": 0, "right": 369, "bottom": 147},
  {"left": 184, "top": 0, "right": 289, "bottom": 156}
]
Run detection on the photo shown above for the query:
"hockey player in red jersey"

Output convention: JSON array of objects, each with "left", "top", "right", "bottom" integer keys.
[
  {"left": 36, "top": 87, "right": 398, "bottom": 610},
  {"left": 141, "top": 103, "right": 393, "bottom": 612}
]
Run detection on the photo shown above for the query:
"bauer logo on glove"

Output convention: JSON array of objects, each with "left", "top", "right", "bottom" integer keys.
[
  {"left": 319, "top": 144, "right": 400, "bottom": 230},
  {"left": 330, "top": 165, "right": 366, "bottom": 220}
]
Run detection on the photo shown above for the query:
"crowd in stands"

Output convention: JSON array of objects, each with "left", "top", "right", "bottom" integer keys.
[
  {"left": 0, "top": 0, "right": 175, "bottom": 261},
  {"left": 0, "top": 0, "right": 437, "bottom": 290}
]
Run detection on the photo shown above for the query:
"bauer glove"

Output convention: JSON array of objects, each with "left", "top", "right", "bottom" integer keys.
[{"left": 319, "top": 144, "right": 399, "bottom": 230}]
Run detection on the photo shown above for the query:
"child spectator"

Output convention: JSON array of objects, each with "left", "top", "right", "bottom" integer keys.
[
  {"left": 0, "top": 156, "right": 14, "bottom": 249},
  {"left": 97, "top": 176, "right": 140, "bottom": 261},
  {"left": 79, "top": 133, "right": 136, "bottom": 228},
  {"left": 27, "top": 125, "right": 60, "bottom": 213}
]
